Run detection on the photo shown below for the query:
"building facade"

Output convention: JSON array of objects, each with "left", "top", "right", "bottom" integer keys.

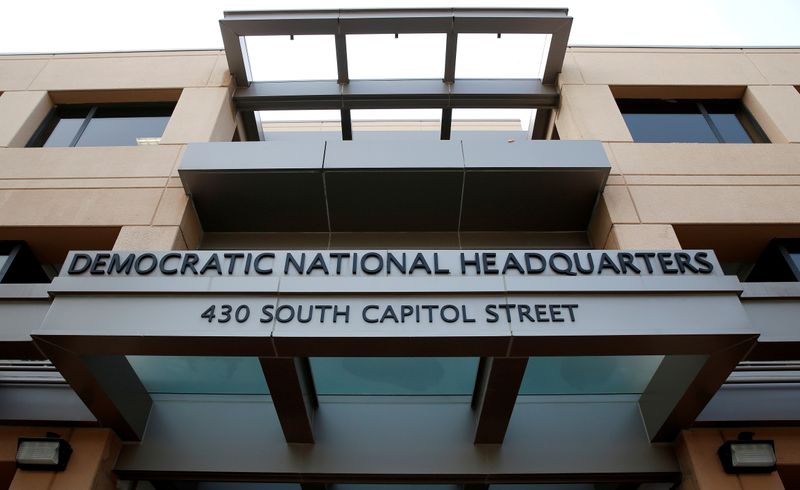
[{"left": 0, "top": 8, "right": 799, "bottom": 490}]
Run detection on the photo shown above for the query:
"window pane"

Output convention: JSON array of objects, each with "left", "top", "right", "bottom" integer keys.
[
  {"left": 708, "top": 113, "right": 753, "bottom": 143},
  {"left": 455, "top": 33, "right": 550, "bottom": 79},
  {"left": 347, "top": 34, "right": 447, "bottom": 79},
  {"left": 0, "top": 255, "right": 7, "bottom": 274},
  {"left": 127, "top": 356, "right": 269, "bottom": 395},
  {"left": 310, "top": 357, "right": 478, "bottom": 395},
  {"left": 519, "top": 356, "right": 664, "bottom": 395},
  {"left": 75, "top": 116, "right": 170, "bottom": 147},
  {"left": 790, "top": 253, "right": 800, "bottom": 272},
  {"left": 42, "top": 118, "right": 84, "bottom": 147},
  {"left": 622, "top": 113, "right": 718, "bottom": 143},
  {"left": 246, "top": 35, "right": 338, "bottom": 82}
]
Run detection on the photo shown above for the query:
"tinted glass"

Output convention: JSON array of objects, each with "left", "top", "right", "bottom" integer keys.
[
  {"left": 75, "top": 116, "right": 170, "bottom": 147},
  {"left": 790, "top": 253, "right": 800, "bottom": 272},
  {"left": 708, "top": 113, "right": 753, "bottom": 143},
  {"left": 127, "top": 356, "right": 269, "bottom": 395},
  {"left": 519, "top": 356, "right": 664, "bottom": 395},
  {"left": 310, "top": 357, "right": 478, "bottom": 395},
  {"left": 0, "top": 255, "right": 7, "bottom": 275},
  {"left": 622, "top": 113, "right": 718, "bottom": 143},
  {"left": 42, "top": 118, "right": 84, "bottom": 147}
]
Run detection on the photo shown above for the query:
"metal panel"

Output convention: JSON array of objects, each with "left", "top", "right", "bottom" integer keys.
[
  {"left": 260, "top": 357, "right": 317, "bottom": 443},
  {"left": 697, "top": 383, "right": 800, "bottom": 425},
  {"left": 473, "top": 357, "right": 528, "bottom": 444},
  {"left": 179, "top": 142, "right": 328, "bottom": 233},
  {"left": 0, "top": 284, "right": 51, "bottom": 360},
  {"left": 234, "top": 79, "right": 559, "bottom": 111},
  {"left": 178, "top": 140, "right": 609, "bottom": 234},
  {"left": 741, "top": 283, "right": 800, "bottom": 360},
  {"left": 323, "top": 140, "right": 464, "bottom": 232},
  {"left": 0, "top": 384, "right": 96, "bottom": 424},
  {"left": 114, "top": 395, "right": 677, "bottom": 482}
]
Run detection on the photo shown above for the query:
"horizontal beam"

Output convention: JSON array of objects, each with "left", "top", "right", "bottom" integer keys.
[
  {"left": 235, "top": 79, "right": 559, "bottom": 111},
  {"left": 222, "top": 8, "right": 570, "bottom": 36}
]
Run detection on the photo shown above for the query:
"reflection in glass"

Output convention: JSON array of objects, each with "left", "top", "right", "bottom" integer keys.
[
  {"left": 708, "top": 113, "right": 753, "bottom": 143},
  {"left": 75, "top": 116, "right": 170, "bottom": 147},
  {"left": 42, "top": 118, "right": 84, "bottom": 147},
  {"left": 127, "top": 356, "right": 269, "bottom": 395},
  {"left": 622, "top": 113, "right": 718, "bottom": 143},
  {"left": 519, "top": 356, "right": 664, "bottom": 395},
  {"left": 310, "top": 357, "right": 478, "bottom": 395}
]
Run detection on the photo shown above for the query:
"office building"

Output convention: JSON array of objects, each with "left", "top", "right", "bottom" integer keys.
[{"left": 0, "top": 8, "right": 798, "bottom": 490}]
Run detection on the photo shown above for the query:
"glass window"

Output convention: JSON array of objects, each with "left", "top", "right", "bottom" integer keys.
[
  {"left": 617, "top": 99, "right": 767, "bottom": 144},
  {"left": 126, "top": 356, "right": 269, "bottom": 395},
  {"left": 310, "top": 357, "right": 478, "bottom": 395},
  {"left": 30, "top": 103, "right": 174, "bottom": 147},
  {"left": 519, "top": 356, "right": 664, "bottom": 395}
]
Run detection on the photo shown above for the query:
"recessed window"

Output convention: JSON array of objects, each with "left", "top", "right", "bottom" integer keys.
[
  {"left": 747, "top": 239, "right": 800, "bottom": 282},
  {"left": 29, "top": 103, "right": 175, "bottom": 147},
  {"left": 0, "top": 242, "right": 49, "bottom": 284},
  {"left": 617, "top": 99, "right": 768, "bottom": 143}
]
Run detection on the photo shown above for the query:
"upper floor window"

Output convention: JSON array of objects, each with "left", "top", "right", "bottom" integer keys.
[
  {"left": 617, "top": 99, "right": 768, "bottom": 144},
  {"left": 28, "top": 103, "right": 175, "bottom": 148},
  {"left": 747, "top": 239, "right": 800, "bottom": 282}
]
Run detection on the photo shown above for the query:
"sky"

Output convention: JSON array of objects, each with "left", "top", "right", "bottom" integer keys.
[{"left": 2, "top": 0, "right": 800, "bottom": 54}]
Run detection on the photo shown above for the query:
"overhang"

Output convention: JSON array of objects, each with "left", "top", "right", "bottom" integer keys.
[{"left": 178, "top": 139, "right": 610, "bottom": 234}]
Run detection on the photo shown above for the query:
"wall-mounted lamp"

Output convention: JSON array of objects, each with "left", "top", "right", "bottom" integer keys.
[
  {"left": 16, "top": 433, "right": 72, "bottom": 471},
  {"left": 718, "top": 432, "right": 777, "bottom": 474}
]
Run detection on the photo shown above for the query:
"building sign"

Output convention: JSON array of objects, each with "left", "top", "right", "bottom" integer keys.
[
  {"left": 40, "top": 250, "right": 749, "bottom": 340},
  {"left": 65, "top": 250, "right": 716, "bottom": 277}
]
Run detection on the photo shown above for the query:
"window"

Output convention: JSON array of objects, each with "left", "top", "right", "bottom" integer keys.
[
  {"left": 28, "top": 103, "right": 175, "bottom": 147},
  {"left": 0, "top": 242, "right": 49, "bottom": 284},
  {"left": 617, "top": 99, "right": 768, "bottom": 143},
  {"left": 747, "top": 239, "right": 800, "bottom": 282}
]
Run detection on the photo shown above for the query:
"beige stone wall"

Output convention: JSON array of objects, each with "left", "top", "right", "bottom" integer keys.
[
  {"left": 561, "top": 47, "right": 800, "bottom": 252},
  {"left": 0, "top": 50, "right": 232, "bottom": 256}
]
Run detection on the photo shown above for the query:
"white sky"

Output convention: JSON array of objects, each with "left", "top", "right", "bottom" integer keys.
[
  {"left": 3, "top": 0, "right": 799, "bottom": 54},
  {"left": 3, "top": 0, "right": 799, "bottom": 128}
]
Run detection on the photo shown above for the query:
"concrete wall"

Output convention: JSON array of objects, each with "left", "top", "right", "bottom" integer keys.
[
  {"left": 561, "top": 48, "right": 800, "bottom": 252},
  {"left": 0, "top": 51, "right": 232, "bottom": 257}
]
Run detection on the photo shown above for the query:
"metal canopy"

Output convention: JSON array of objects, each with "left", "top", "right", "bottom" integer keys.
[
  {"left": 178, "top": 139, "right": 610, "bottom": 234},
  {"left": 220, "top": 9, "right": 572, "bottom": 140}
]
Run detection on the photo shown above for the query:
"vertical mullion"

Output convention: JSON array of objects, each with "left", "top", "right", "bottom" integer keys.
[
  {"left": 69, "top": 106, "right": 97, "bottom": 147},
  {"left": 697, "top": 102, "right": 725, "bottom": 143}
]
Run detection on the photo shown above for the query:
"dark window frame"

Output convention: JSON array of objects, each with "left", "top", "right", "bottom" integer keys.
[
  {"left": 0, "top": 241, "right": 50, "bottom": 284},
  {"left": 747, "top": 239, "right": 800, "bottom": 282},
  {"left": 27, "top": 102, "right": 176, "bottom": 148},
  {"left": 616, "top": 98, "right": 769, "bottom": 144}
]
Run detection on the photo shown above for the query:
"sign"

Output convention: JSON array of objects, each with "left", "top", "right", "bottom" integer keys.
[{"left": 64, "top": 250, "right": 717, "bottom": 278}]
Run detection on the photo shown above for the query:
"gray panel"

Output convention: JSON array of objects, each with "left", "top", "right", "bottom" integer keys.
[
  {"left": 460, "top": 169, "right": 607, "bottom": 231},
  {"left": 181, "top": 142, "right": 326, "bottom": 171},
  {"left": 329, "top": 140, "right": 457, "bottom": 231},
  {"left": 462, "top": 140, "right": 609, "bottom": 169},
  {"left": 0, "top": 384, "right": 96, "bottom": 424},
  {"left": 179, "top": 142, "right": 328, "bottom": 232},
  {"left": 325, "top": 170, "right": 463, "bottom": 231},
  {"left": 115, "top": 395, "right": 677, "bottom": 480},
  {"left": 696, "top": 383, "right": 800, "bottom": 423},
  {"left": 324, "top": 140, "right": 463, "bottom": 169},
  {"left": 179, "top": 140, "right": 609, "bottom": 233},
  {"left": 181, "top": 171, "right": 327, "bottom": 232}
]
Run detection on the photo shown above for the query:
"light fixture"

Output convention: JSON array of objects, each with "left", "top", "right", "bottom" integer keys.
[
  {"left": 16, "top": 433, "right": 72, "bottom": 471},
  {"left": 717, "top": 432, "right": 777, "bottom": 474}
]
